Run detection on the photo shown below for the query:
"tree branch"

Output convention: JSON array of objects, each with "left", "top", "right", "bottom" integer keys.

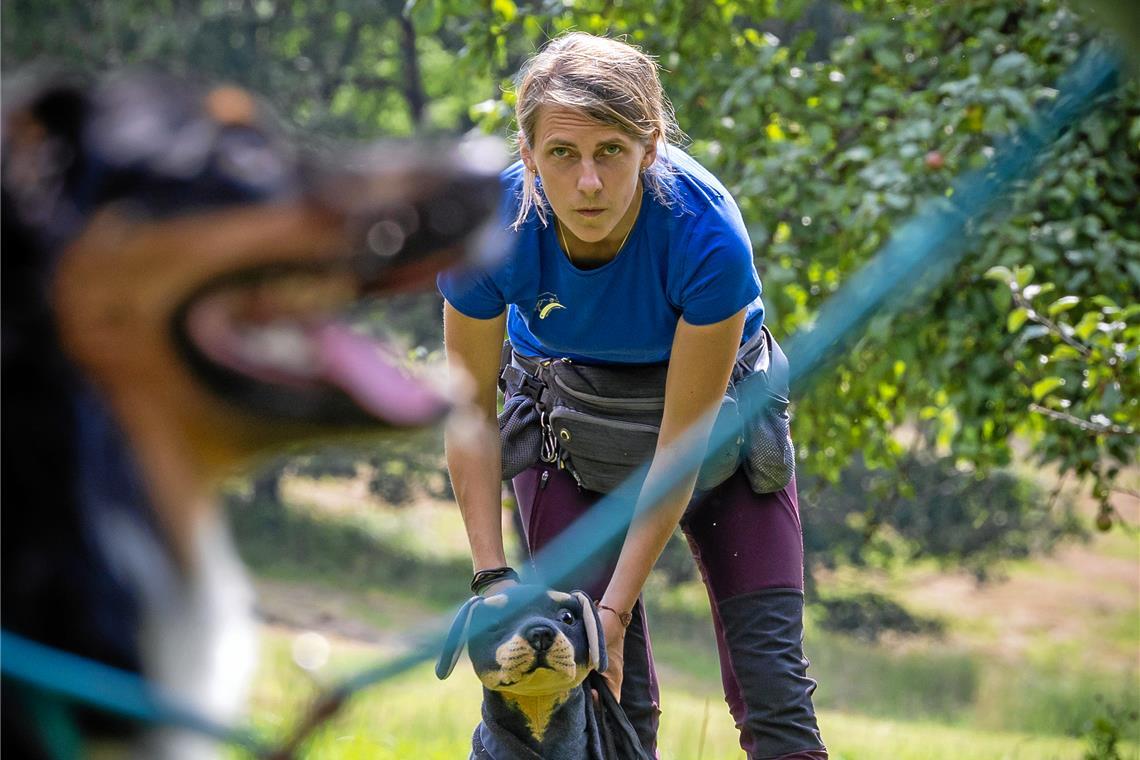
[
  {"left": 1028, "top": 403, "right": 1135, "bottom": 436},
  {"left": 397, "top": 14, "right": 426, "bottom": 129},
  {"left": 1010, "top": 288, "right": 1094, "bottom": 358},
  {"left": 1112, "top": 485, "right": 1140, "bottom": 501},
  {"left": 320, "top": 18, "right": 363, "bottom": 104}
]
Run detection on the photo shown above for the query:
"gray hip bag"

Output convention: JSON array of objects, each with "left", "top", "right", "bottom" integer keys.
[{"left": 498, "top": 326, "right": 795, "bottom": 495}]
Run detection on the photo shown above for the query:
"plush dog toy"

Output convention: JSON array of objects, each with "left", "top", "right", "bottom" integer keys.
[
  {"left": 437, "top": 585, "right": 650, "bottom": 760},
  {"left": 1, "top": 71, "right": 501, "bottom": 758}
]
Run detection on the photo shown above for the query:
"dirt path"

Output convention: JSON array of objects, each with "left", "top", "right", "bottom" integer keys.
[
  {"left": 254, "top": 577, "right": 440, "bottom": 654},
  {"left": 252, "top": 475, "right": 1139, "bottom": 673},
  {"left": 896, "top": 484, "right": 1139, "bottom": 668}
]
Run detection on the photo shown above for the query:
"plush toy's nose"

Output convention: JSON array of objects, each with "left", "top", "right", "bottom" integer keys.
[{"left": 525, "top": 623, "right": 556, "bottom": 652}]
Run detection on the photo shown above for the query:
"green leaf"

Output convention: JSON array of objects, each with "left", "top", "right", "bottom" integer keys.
[
  {"left": 1074, "top": 312, "right": 1101, "bottom": 341},
  {"left": 1014, "top": 265, "right": 1035, "bottom": 289},
  {"left": 1007, "top": 308, "right": 1028, "bottom": 333},
  {"left": 1031, "top": 377, "right": 1065, "bottom": 401},
  {"left": 1047, "top": 296, "right": 1080, "bottom": 315},
  {"left": 840, "top": 146, "right": 872, "bottom": 163},
  {"left": 1084, "top": 117, "right": 1109, "bottom": 153},
  {"left": 984, "top": 265, "right": 1013, "bottom": 283},
  {"left": 808, "top": 123, "right": 833, "bottom": 146},
  {"left": 991, "top": 52, "right": 1030, "bottom": 78},
  {"left": 1049, "top": 345, "right": 1082, "bottom": 362},
  {"left": 884, "top": 192, "right": 909, "bottom": 210},
  {"left": 875, "top": 48, "right": 901, "bottom": 68},
  {"left": 491, "top": 0, "right": 517, "bottom": 22}
]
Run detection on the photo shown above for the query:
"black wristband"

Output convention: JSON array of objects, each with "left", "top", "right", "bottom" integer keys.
[{"left": 470, "top": 566, "right": 519, "bottom": 595}]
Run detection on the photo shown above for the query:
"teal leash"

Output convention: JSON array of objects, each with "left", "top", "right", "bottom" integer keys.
[
  {"left": 1, "top": 631, "right": 269, "bottom": 756},
  {"left": 1, "top": 42, "right": 1124, "bottom": 757}
]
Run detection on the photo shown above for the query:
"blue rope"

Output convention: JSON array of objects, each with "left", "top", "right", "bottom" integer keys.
[
  {"left": 0, "top": 631, "right": 267, "bottom": 755},
  {"left": 527, "top": 42, "right": 1124, "bottom": 594},
  {"left": 307, "top": 39, "right": 1127, "bottom": 721},
  {"left": 0, "top": 42, "right": 1124, "bottom": 755}
]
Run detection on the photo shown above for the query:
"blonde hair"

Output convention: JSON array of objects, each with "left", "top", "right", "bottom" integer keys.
[{"left": 512, "top": 32, "right": 683, "bottom": 229}]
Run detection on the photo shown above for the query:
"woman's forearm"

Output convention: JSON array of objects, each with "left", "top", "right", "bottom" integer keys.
[
  {"left": 441, "top": 302, "right": 509, "bottom": 573},
  {"left": 601, "top": 452, "right": 700, "bottom": 615},
  {"left": 445, "top": 415, "right": 509, "bottom": 571},
  {"left": 601, "top": 312, "right": 744, "bottom": 615}
]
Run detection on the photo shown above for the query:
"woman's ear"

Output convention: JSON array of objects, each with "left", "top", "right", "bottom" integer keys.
[
  {"left": 641, "top": 133, "right": 659, "bottom": 171},
  {"left": 519, "top": 140, "right": 537, "bottom": 174}
]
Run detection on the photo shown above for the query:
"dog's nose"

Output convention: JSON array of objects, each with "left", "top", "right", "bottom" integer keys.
[{"left": 525, "top": 623, "right": 556, "bottom": 653}]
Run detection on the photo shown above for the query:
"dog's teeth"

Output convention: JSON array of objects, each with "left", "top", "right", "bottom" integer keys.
[{"left": 240, "top": 325, "right": 319, "bottom": 375}]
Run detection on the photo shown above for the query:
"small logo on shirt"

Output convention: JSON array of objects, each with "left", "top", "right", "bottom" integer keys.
[{"left": 536, "top": 292, "right": 566, "bottom": 319}]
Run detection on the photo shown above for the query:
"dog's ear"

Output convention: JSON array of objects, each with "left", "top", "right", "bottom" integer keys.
[
  {"left": 2, "top": 79, "right": 92, "bottom": 248},
  {"left": 436, "top": 595, "right": 482, "bottom": 680},
  {"left": 572, "top": 590, "right": 607, "bottom": 673}
]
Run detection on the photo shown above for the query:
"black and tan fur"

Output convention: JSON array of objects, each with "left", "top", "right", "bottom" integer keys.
[
  {"left": 1, "top": 71, "right": 501, "bottom": 758},
  {"left": 437, "top": 586, "right": 649, "bottom": 760}
]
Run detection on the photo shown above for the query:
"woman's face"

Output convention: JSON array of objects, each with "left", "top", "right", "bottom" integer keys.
[{"left": 521, "top": 105, "right": 656, "bottom": 247}]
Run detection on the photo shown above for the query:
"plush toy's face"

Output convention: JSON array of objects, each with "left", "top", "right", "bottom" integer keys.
[
  {"left": 435, "top": 587, "right": 606, "bottom": 745},
  {"left": 469, "top": 589, "right": 596, "bottom": 696}
]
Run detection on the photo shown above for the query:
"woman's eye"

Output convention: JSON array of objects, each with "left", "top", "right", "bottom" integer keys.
[
  {"left": 601, "top": 144, "right": 622, "bottom": 156},
  {"left": 551, "top": 147, "right": 571, "bottom": 158},
  {"left": 559, "top": 609, "right": 576, "bottom": 624}
]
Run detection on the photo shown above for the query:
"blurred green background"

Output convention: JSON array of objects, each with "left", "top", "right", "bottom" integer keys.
[{"left": 5, "top": 0, "right": 1137, "bottom": 757}]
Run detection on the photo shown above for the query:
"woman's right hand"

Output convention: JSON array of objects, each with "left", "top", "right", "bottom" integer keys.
[{"left": 598, "top": 607, "right": 628, "bottom": 700}]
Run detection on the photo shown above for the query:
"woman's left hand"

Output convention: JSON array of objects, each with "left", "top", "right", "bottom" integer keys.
[{"left": 598, "top": 607, "right": 627, "bottom": 700}]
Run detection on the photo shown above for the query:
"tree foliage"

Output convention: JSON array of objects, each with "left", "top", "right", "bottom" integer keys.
[
  {"left": 800, "top": 452, "right": 1083, "bottom": 584},
  {"left": 4, "top": 0, "right": 1135, "bottom": 552},
  {"left": 1, "top": 0, "right": 489, "bottom": 139},
  {"left": 414, "top": 0, "right": 1139, "bottom": 521}
]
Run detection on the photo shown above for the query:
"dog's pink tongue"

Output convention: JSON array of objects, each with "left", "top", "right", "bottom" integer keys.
[{"left": 314, "top": 323, "right": 449, "bottom": 426}]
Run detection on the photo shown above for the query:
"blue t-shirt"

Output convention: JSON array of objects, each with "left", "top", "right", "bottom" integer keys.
[{"left": 438, "top": 147, "right": 764, "bottom": 365}]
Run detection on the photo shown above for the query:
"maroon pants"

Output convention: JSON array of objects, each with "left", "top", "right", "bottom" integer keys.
[{"left": 513, "top": 465, "right": 827, "bottom": 759}]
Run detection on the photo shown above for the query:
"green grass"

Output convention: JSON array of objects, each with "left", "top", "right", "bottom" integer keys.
[
  {"left": 232, "top": 630, "right": 1136, "bottom": 760},
  {"left": 972, "top": 661, "right": 1140, "bottom": 740},
  {"left": 226, "top": 483, "right": 1139, "bottom": 757},
  {"left": 227, "top": 491, "right": 473, "bottom": 611},
  {"left": 816, "top": 711, "right": 1113, "bottom": 760},
  {"left": 648, "top": 584, "right": 1139, "bottom": 740},
  {"left": 1094, "top": 530, "right": 1140, "bottom": 563}
]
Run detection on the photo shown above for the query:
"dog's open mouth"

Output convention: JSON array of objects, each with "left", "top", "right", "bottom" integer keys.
[
  {"left": 167, "top": 138, "right": 505, "bottom": 428},
  {"left": 181, "top": 266, "right": 449, "bottom": 427}
]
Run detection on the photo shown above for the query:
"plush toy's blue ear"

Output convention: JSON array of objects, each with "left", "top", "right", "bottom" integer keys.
[
  {"left": 435, "top": 595, "right": 481, "bottom": 679},
  {"left": 572, "top": 590, "right": 607, "bottom": 673}
]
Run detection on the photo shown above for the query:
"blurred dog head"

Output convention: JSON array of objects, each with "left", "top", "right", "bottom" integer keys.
[
  {"left": 2, "top": 70, "right": 503, "bottom": 560},
  {"left": 1, "top": 70, "right": 503, "bottom": 754}
]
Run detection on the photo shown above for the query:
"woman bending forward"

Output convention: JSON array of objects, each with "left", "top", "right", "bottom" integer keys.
[{"left": 439, "top": 32, "right": 827, "bottom": 760}]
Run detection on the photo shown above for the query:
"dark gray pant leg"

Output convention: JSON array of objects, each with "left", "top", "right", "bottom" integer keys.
[
  {"left": 718, "top": 589, "right": 826, "bottom": 759},
  {"left": 683, "top": 473, "right": 826, "bottom": 759},
  {"left": 618, "top": 600, "right": 661, "bottom": 758}
]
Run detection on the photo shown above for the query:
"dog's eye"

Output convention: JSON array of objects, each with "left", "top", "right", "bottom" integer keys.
[{"left": 559, "top": 609, "right": 576, "bottom": 625}]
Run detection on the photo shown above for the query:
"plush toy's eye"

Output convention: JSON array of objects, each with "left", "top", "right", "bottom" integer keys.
[{"left": 559, "top": 609, "right": 576, "bottom": 625}]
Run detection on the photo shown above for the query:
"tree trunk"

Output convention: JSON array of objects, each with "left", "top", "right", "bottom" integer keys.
[{"left": 398, "top": 15, "right": 426, "bottom": 129}]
